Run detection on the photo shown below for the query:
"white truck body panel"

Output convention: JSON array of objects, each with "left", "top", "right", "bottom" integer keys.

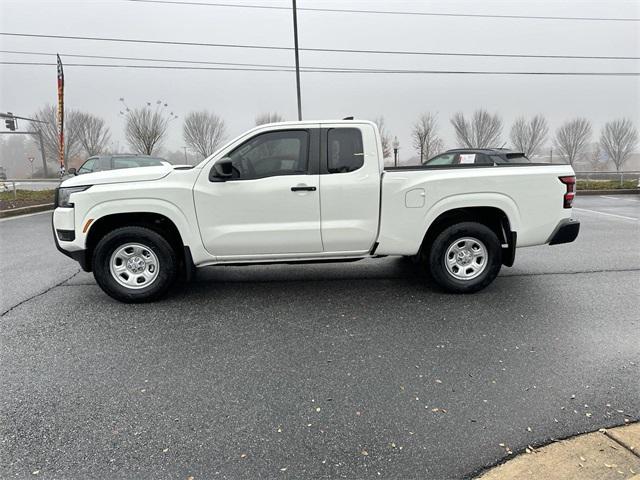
[
  {"left": 317, "top": 122, "right": 381, "bottom": 253},
  {"left": 53, "top": 120, "right": 577, "bottom": 276},
  {"left": 377, "top": 163, "right": 574, "bottom": 255}
]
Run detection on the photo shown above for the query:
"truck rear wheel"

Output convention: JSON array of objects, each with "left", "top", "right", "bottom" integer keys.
[
  {"left": 428, "top": 222, "right": 502, "bottom": 293},
  {"left": 92, "top": 226, "right": 177, "bottom": 303}
]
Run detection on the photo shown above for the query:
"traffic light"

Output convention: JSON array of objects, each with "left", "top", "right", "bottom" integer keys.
[{"left": 4, "top": 113, "right": 16, "bottom": 131}]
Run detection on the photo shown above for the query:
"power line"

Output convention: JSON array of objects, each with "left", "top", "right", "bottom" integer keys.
[
  {"left": 125, "top": 0, "right": 640, "bottom": 22},
  {"left": 0, "top": 49, "right": 308, "bottom": 70},
  {"left": 2, "top": 61, "right": 637, "bottom": 76},
  {"left": 0, "top": 49, "right": 499, "bottom": 72},
  {"left": 3, "top": 50, "right": 638, "bottom": 76},
  {"left": 1, "top": 32, "right": 637, "bottom": 60},
  {"left": 0, "top": 61, "right": 292, "bottom": 72}
]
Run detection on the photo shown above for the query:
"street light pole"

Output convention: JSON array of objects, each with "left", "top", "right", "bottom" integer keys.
[
  {"left": 292, "top": 0, "right": 302, "bottom": 121},
  {"left": 393, "top": 136, "right": 400, "bottom": 167}
]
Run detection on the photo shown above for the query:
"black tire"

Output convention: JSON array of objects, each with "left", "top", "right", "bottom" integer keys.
[
  {"left": 427, "top": 222, "right": 502, "bottom": 293},
  {"left": 92, "top": 226, "right": 177, "bottom": 303}
]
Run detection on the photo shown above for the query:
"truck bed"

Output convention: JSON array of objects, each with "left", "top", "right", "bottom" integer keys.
[{"left": 375, "top": 163, "right": 575, "bottom": 255}]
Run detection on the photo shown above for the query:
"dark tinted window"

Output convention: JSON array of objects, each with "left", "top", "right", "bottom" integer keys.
[
  {"left": 228, "top": 130, "right": 309, "bottom": 180},
  {"left": 327, "top": 128, "right": 364, "bottom": 173},
  {"left": 505, "top": 153, "right": 531, "bottom": 164},
  {"left": 475, "top": 153, "right": 493, "bottom": 165},
  {"left": 490, "top": 154, "right": 530, "bottom": 164}
]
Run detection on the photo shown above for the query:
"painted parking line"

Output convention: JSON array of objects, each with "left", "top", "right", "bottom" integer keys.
[
  {"left": 599, "top": 195, "right": 640, "bottom": 202},
  {"left": 573, "top": 207, "right": 638, "bottom": 222},
  {"left": 0, "top": 210, "right": 52, "bottom": 223}
]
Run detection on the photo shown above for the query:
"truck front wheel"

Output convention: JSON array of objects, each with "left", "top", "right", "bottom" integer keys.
[
  {"left": 92, "top": 226, "right": 177, "bottom": 303},
  {"left": 428, "top": 222, "right": 502, "bottom": 293}
]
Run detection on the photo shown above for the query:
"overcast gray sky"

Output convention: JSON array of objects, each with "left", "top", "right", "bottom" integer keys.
[{"left": 1, "top": 0, "right": 639, "bottom": 159}]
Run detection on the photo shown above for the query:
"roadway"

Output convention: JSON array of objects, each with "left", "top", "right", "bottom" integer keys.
[{"left": 0, "top": 195, "right": 638, "bottom": 478}]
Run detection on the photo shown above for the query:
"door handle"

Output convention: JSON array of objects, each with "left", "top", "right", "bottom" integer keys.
[{"left": 291, "top": 186, "right": 316, "bottom": 192}]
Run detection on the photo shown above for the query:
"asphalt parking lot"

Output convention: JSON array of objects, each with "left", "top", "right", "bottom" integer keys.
[{"left": 1, "top": 195, "right": 638, "bottom": 479}]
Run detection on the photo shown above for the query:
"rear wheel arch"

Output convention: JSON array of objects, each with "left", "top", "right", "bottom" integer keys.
[
  {"left": 428, "top": 221, "right": 503, "bottom": 293},
  {"left": 420, "top": 207, "right": 515, "bottom": 266}
]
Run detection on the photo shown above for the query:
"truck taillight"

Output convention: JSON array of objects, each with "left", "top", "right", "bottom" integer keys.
[{"left": 559, "top": 176, "right": 576, "bottom": 208}]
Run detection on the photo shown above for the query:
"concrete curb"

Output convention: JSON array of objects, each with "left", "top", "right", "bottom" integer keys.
[
  {"left": 577, "top": 189, "right": 639, "bottom": 195},
  {"left": 0, "top": 203, "right": 54, "bottom": 219},
  {"left": 476, "top": 422, "right": 639, "bottom": 480}
]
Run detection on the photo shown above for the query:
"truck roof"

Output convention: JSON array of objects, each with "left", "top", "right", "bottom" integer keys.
[
  {"left": 253, "top": 119, "right": 377, "bottom": 128},
  {"left": 445, "top": 148, "right": 526, "bottom": 156}
]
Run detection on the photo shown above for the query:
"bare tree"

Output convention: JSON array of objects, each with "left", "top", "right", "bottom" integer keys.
[
  {"left": 183, "top": 110, "right": 227, "bottom": 160},
  {"left": 76, "top": 112, "right": 111, "bottom": 156},
  {"left": 451, "top": 109, "right": 502, "bottom": 148},
  {"left": 255, "top": 112, "right": 285, "bottom": 125},
  {"left": 554, "top": 118, "right": 592, "bottom": 165},
  {"left": 599, "top": 118, "right": 638, "bottom": 172},
  {"left": 412, "top": 113, "right": 444, "bottom": 162},
  {"left": 373, "top": 116, "right": 392, "bottom": 159},
  {"left": 29, "top": 104, "right": 82, "bottom": 168},
  {"left": 509, "top": 115, "right": 548, "bottom": 157},
  {"left": 122, "top": 100, "right": 177, "bottom": 155}
]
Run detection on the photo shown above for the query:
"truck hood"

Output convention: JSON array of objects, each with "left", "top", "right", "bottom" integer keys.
[{"left": 60, "top": 165, "right": 174, "bottom": 187}]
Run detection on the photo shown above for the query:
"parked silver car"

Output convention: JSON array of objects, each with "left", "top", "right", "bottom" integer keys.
[{"left": 68, "top": 154, "right": 169, "bottom": 176}]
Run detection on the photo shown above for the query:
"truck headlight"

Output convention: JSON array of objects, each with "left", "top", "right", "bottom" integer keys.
[{"left": 56, "top": 186, "right": 91, "bottom": 208}]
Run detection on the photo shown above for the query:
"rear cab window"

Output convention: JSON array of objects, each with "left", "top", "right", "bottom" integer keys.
[{"left": 326, "top": 128, "right": 364, "bottom": 173}]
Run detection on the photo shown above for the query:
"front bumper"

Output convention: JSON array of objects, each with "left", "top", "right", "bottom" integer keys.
[
  {"left": 51, "top": 212, "right": 91, "bottom": 271},
  {"left": 548, "top": 218, "right": 580, "bottom": 245}
]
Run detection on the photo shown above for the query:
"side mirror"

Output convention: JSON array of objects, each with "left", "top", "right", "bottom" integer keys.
[
  {"left": 67, "top": 167, "right": 77, "bottom": 175},
  {"left": 210, "top": 157, "right": 234, "bottom": 181}
]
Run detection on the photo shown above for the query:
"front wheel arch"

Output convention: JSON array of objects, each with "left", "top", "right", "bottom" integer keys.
[
  {"left": 92, "top": 226, "right": 178, "bottom": 302},
  {"left": 85, "top": 212, "right": 185, "bottom": 273}
]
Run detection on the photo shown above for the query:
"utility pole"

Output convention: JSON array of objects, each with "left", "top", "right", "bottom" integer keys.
[
  {"left": 550, "top": 147, "right": 553, "bottom": 164},
  {"left": 292, "top": 0, "right": 302, "bottom": 120}
]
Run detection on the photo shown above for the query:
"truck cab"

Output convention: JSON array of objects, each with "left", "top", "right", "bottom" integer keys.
[{"left": 193, "top": 121, "right": 381, "bottom": 260}]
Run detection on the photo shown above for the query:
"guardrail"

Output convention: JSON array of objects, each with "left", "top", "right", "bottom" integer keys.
[
  {"left": 0, "top": 179, "right": 61, "bottom": 200},
  {"left": 574, "top": 171, "right": 640, "bottom": 189}
]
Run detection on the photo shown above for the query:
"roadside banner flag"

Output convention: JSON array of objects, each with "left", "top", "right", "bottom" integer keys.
[{"left": 56, "top": 54, "right": 65, "bottom": 171}]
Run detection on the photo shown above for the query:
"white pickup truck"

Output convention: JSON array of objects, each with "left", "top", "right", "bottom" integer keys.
[{"left": 53, "top": 120, "right": 580, "bottom": 302}]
